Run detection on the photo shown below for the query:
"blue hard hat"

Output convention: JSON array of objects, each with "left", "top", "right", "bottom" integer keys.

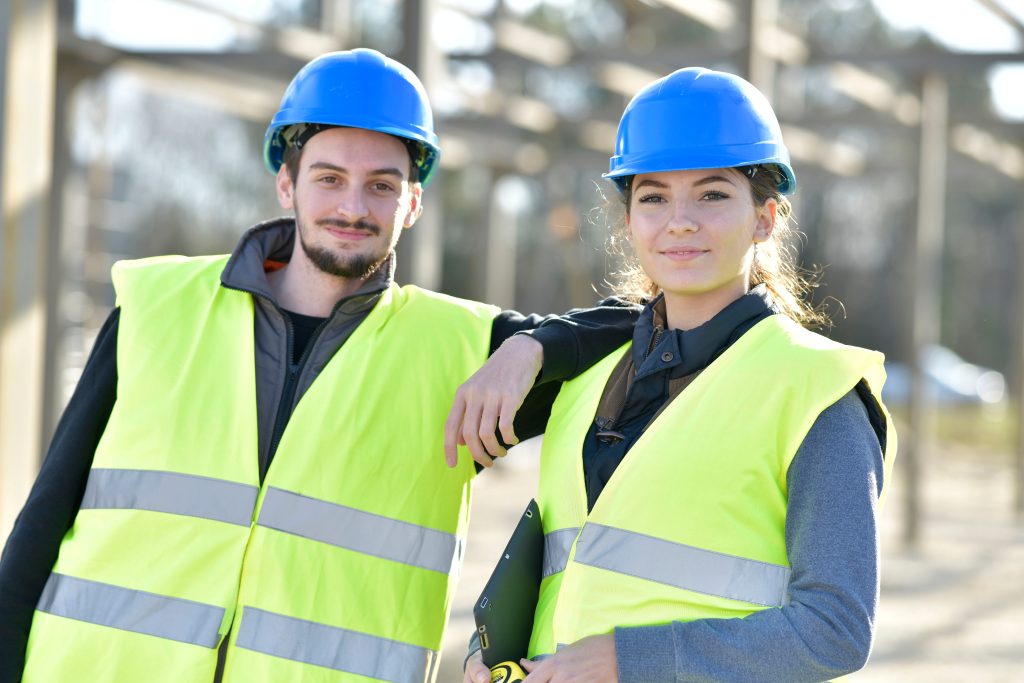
[
  {"left": 263, "top": 48, "right": 441, "bottom": 186},
  {"left": 605, "top": 67, "right": 797, "bottom": 196}
]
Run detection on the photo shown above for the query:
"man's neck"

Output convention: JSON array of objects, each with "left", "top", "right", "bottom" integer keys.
[{"left": 268, "top": 256, "right": 368, "bottom": 317}]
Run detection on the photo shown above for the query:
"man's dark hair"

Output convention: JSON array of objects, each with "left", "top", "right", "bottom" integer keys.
[{"left": 281, "top": 125, "right": 422, "bottom": 185}]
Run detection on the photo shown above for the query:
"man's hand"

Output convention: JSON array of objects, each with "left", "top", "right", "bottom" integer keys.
[
  {"left": 520, "top": 635, "right": 618, "bottom": 682},
  {"left": 464, "top": 650, "right": 491, "bottom": 683},
  {"left": 445, "top": 335, "right": 543, "bottom": 469}
]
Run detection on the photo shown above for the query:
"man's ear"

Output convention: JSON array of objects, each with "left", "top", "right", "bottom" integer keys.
[
  {"left": 276, "top": 165, "right": 295, "bottom": 211},
  {"left": 402, "top": 183, "right": 424, "bottom": 229},
  {"left": 754, "top": 198, "right": 777, "bottom": 243}
]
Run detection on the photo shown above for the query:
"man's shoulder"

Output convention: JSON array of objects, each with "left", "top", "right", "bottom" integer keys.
[
  {"left": 111, "top": 254, "right": 232, "bottom": 304},
  {"left": 394, "top": 284, "right": 500, "bottom": 319},
  {"left": 114, "top": 253, "right": 230, "bottom": 276}
]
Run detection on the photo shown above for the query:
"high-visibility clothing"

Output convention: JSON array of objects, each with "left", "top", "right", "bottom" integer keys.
[
  {"left": 528, "top": 315, "right": 895, "bottom": 656},
  {"left": 23, "top": 254, "right": 497, "bottom": 683}
]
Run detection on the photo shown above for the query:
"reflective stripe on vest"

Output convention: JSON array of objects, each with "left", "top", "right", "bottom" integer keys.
[
  {"left": 256, "top": 487, "right": 459, "bottom": 574},
  {"left": 574, "top": 524, "right": 790, "bottom": 607},
  {"left": 235, "top": 607, "right": 437, "bottom": 683},
  {"left": 37, "top": 573, "right": 223, "bottom": 648},
  {"left": 81, "top": 468, "right": 259, "bottom": 527},
  {"left": 542, "top": 528, "right": 581, "bottom": 578}
]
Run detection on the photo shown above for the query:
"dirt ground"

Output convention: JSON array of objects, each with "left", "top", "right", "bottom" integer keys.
[{"left": 436, "top": 437, "right": 1024, "bottom": 682}]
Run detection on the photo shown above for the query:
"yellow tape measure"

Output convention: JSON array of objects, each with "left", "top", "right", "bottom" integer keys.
[{"left": 490, "top": 661, "right": 526, "bottom": 683}]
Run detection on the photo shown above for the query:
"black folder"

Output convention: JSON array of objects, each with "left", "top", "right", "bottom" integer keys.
[{"left": 473, "top": 498, "right": 544, "bottom": 667}]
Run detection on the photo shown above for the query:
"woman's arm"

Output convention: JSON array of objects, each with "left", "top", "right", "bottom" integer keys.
[{"left": 613, "top": 389, "right": 885, "bottom": 683}]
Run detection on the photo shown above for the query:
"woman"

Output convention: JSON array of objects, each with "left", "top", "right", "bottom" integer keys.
[{"left": 453, "top": 67, "right": 895, "bottom": 683}]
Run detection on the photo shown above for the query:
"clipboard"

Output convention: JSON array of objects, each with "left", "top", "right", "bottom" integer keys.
[{"left": 473, "top": 498, "right": 544, "bottom": 667}]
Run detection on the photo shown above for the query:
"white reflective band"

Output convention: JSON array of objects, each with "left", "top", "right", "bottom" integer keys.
[
  {"left": 37, "top": 573, "right": 224, "bottom": 648},
  {"left": 543, "top": 527, "right": 581, "bottom": 578},
  {"left": 81, "top": 468, "right": 258, "bottom": 527},
  {"left": 573, "top": 524, "right": 791, "bottom": 607},
  {"left": 236, "top": 607, "right": 437, "bottom": 683},
  {"left": 257, "top": 487, "right": 458, "bottom": 574}
]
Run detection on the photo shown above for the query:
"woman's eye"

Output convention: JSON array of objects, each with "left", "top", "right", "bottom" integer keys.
[
  {"left": 636, "top": 193, "right": 664, "bottom": 204},
  {"left": 702, "top": 190, "right": 729, "bottom": 201}
]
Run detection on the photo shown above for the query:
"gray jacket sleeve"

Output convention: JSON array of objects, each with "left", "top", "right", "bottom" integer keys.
[{"left": 614, "top": 389, "right": 886, "bottom": 683}]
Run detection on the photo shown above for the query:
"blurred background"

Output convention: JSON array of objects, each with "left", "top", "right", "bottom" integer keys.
[{"left": 1, "top": 0, "right": 1022, "bottom": 680}]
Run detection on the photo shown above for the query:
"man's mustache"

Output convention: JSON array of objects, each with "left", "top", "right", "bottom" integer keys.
[{"left": 316, "top": 218, "right": 382, "bottom": 236}]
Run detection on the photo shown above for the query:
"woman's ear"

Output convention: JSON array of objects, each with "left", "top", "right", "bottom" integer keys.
[{"left": 754, "top": 198, "right": 777, "bottom": 243}]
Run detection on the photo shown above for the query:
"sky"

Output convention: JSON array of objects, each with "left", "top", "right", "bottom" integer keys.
[
  {"left": 871, "top": 0, "right": 1024, "bottom": 119},
  {"left": 75, "top": 0, "right": 1024, "bottom": 120}
]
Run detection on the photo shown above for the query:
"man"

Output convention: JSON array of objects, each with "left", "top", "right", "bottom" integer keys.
[{"left": 0, "top": 49, "right": 636, "bottom": 683}]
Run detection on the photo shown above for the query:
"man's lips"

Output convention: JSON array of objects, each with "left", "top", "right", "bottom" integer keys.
[
  {"left": 326, "top": 226, "right": 373, "bottom": 240},
  {"left": 319, "top": 220, "right": 380, "bottom": 241}
]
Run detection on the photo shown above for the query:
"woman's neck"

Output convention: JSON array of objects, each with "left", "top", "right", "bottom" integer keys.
[{"left": 662, "top": 282, "right": 749, "bottom": 331}]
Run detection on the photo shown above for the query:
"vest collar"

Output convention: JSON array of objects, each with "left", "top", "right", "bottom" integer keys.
[{"left": 220, "top": 217, "right": 394, "bottom": 316}]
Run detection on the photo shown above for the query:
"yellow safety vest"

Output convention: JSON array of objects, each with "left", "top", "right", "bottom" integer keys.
[
  {"left": 529, "top": 315, "right": 896, "bottom": 656},
  {"left": 23, "top": 254, "right": 497, "bottom": 683}
]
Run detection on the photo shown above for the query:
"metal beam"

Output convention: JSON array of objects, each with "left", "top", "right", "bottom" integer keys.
[
  {"left": 807, "top": 49, "right": 1024, "bottom": 71},
  {"left": 973, "top": 0, "right": 1024, "bottom": 37}
]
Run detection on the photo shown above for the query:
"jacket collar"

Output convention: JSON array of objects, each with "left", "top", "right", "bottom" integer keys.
[{"left": 632, "top": 285, "right": 776, "bottom": 379}]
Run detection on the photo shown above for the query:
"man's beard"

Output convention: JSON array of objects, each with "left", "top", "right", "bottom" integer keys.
[{"left": 296, "top": 215, "right": 391, "bottom": 280}]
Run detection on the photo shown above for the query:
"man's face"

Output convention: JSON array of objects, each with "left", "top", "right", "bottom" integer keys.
[{"left": 276, "top": 127, "right": 422, "bottom": 281}]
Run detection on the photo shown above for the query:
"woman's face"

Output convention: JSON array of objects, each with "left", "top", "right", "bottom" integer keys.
[{"left": 627, "top": 167, "right": 775, "bottom": 319}]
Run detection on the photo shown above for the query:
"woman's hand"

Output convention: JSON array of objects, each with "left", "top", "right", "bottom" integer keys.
[
  {"left": 445, "top": 335, "right": 543, "bottom": 469},
  {"left": 520, "top": 634, "right": 618, "bottom": 682},
  {"left": 464, "top": 650, "right": 490, "bottom": 683}
]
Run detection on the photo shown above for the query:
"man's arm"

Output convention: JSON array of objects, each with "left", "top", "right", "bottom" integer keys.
[
  {"left": 613, "top": 390, "right": 885, "bottom": 683},
  {"left": 447, "top": 300, "right": 640, "bottom": 468},
  {"left": 0, "top": 309, "right": 119, "bottom": 683},
  {"left": 490, "top": 298, "right": 640, "bottom": 384}
]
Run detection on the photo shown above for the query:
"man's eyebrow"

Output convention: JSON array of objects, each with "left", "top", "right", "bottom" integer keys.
[{"left": 307, "top": 161, "right": 405, "bottom": 179}]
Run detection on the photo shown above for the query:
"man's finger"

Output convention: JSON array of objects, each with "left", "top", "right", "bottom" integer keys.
[
  {"left": 497, "top": 396, "right": 520, "bottom": 447},
  {"left": 479, "top": 397, "right": 507, "bottom": 458},
  {"left": 460, "top": 402, "right": 492, "bottom": 468},
  {"left": 444, "top": 394, "right": 467, "bottom": 467}
]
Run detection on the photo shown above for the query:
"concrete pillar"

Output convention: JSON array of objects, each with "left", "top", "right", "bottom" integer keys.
[
  {"left": 0, "top": 0, "right": 58, "bottom": 543},
  {"left": 484, "top": 175, "right": 522, "bottom": 310},
  {"left": 396, "top": 0, "right": 443, "bottom": 291},
  {"left": 904, "top": 71, "right": 948, "bottom": 546},
  {"left": 1016, "top": 195, "right": 1024, "bottom": 518},
  {"left": 746, "top": 0, "right": 779, "bottom": 99}
]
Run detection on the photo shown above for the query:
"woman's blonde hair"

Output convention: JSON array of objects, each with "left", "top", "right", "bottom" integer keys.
[{"left": 607, "top": 165, "right": 828, "bottom": 328}]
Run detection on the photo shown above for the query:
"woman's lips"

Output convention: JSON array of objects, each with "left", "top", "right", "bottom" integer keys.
[{"left": 661, "top": 247, "right": 707, "bottom": 261}]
